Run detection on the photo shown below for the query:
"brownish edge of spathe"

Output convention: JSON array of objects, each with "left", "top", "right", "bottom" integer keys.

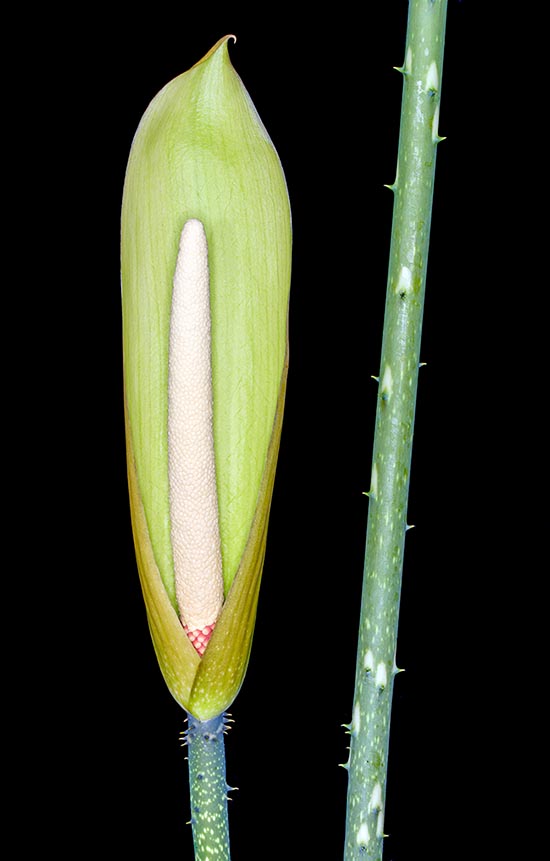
[
  {"left": 125, "top": 392, "right": 201, "bottom": 707},
  {"left": 190, "top": 34, "right": 237, "bottom": 72},
  {"left": 188, "top": 345, "right": 289, "bottom": 718}
]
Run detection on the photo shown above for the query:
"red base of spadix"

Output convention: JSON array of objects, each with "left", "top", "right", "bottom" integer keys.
[{"left": 184, "top": 623, "right": 216, "bottom": 656}]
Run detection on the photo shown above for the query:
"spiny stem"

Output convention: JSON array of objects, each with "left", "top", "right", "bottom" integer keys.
[
  {"left": 185, "top": 712, "right": 231, "bottom": 861},
  {"left": 344, "top": 2, "right": 448, "bottom": 859}
]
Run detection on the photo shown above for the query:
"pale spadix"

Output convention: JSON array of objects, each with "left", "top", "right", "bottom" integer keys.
[
  {"left": 168, "top": 218, "right": 224, "bottom": 654},
  {"left": 121, "top": 36, "right": 291, "bottom": 719}
]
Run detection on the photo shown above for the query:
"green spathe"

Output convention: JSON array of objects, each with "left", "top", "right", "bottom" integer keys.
[{"left": 122, "top": 37, "right": 291, "bottom": 719}]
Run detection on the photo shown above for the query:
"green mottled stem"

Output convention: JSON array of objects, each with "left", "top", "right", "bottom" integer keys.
[
  {"left": 186, "top": 712, "right": 231, "bottom": 861},
  {"left": 344, "top": 2, "right": 448, "bottom": 859}
]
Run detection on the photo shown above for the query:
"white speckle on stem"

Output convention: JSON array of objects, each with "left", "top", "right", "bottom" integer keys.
[
  {"left": 364, "top": 649, "right": 374, "bottom": 672},
  {"left": 432, "top": 104, "right": 441, "bottom": 143},
  {"left": 396, "top": 265, "right": 412, "bottom": 295},
  {"left": 353, "top": 703, "right": 361, "bottom": 734},
  {"left": 168, "top": 219, "right": 224, "bottom": 635},
  {"left": 369, "top": 782, "right": 383, "bottom": 812},
  {"left": 426, "top": 60, "right": 439, "bottom": 93},
  {"left": 356, "top": 822, "right": 370, "bottom": 847},
  {"left": 370, "top": 463, "right": 378, "bottom": 498},
  {"left": 375, "top": 662, "right": 387, "bottom": 690},
  {"left": 381, "top": 365, "right": 393, "bottom": 399}
]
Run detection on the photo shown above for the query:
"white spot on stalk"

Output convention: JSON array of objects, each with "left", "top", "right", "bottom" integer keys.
[
  {"left": 356, "top": 822, "right": 370, "bottom": 847},
  {"left": 369, "top": 782, "right": 383, "bottom": 812},
  {"left": 432, "top": 104, "right": 441, "bottom": 143},
  {"left": 396, "top": 265, "right": 412, "bottom": 295},
  {"left": 353, "top": 703, "right": 361, "bottom": 734},
  {"left": 364, "top": 649, "right": 374, "bottom": 672},
  {"left": 405, "top": 47, "right": 413, "bottom": 74},
  {"left": 370, "top": 463, "right": 378, "bottom": 498},
  {"left": 168, "top": 219, "right": 224, "bottom": 635},
  {"left": 375, "top": 662, "right": 387, "bottom": 689},
  {"left": 426, "top": 60, "right": 439, "bottom": 93},
  {"left": 381, "top": 365, "right": 393, "bottom": 399},
  {"left": 376, "top": 810, "right": 385, "bottom": 838}
]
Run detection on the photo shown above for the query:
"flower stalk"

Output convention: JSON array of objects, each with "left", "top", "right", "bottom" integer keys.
[
  {"left": 184, "top": 713, "right": 231, "bottom": 861},
  {"left": 343, "top": 3, "right": 448, "bottom": 858}
]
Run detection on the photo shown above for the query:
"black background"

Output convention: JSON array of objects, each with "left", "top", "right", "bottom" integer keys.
[{"left": 33, "top": 2, "right": 522, "bottom": 858}]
